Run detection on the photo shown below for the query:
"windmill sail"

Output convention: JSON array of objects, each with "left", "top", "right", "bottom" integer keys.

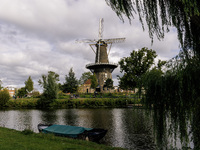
[{"left": 77, "top": 18, "right": 125, "bottom": 92}]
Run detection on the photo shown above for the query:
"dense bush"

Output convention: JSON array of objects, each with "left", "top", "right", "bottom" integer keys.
[
  {"left": 5, "top": 97, "right": 139, "bottom": 108},
  {"left": 53, "top": 98, "right": 137, "bottom": 108},
  {"left": 0, "top": 89, "right": 10, "bottom": 106},
  {"left": 6, "top": 98, "right": 38, "bottom": 108},
  {"left": 32, "top": 91, "right": 41, "bottom": 98},
  {"left": 79, "top": 93, "right": 138, "bottom": 98}
]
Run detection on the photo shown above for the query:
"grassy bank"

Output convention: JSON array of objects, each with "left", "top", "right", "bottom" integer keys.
[
  {"left": 0, "top": 127, "right": 124, "bottom": 150},
  {"left": 5, "top": 97, "right": 141, "bottom": 108}
]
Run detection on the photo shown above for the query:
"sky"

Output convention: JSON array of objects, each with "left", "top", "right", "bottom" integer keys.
[{"left": 0, "top": 0, "right": 180, "bottom": 92}]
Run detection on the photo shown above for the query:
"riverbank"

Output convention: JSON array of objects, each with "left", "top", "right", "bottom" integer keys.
[
  {"left": 0, "top": 127, "right": 124, "bottom": 150},
  {"left": 5, "top": 97, "right": 141, "bottom": 108}
]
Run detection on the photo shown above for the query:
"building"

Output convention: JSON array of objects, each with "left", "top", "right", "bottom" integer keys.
[
  {"left": 86, "top": 41, "right": 118, "bottom": 92},
  {"left": 5, "top": 87, "right": 16, "bottom": 97},
  {"left": 78, "top": 79, "right": 95, "bottom": 93}
]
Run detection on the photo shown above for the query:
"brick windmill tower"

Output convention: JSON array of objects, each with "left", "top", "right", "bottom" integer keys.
[{"left": 77, "top": 19, "right": 125, "bottom": 92}]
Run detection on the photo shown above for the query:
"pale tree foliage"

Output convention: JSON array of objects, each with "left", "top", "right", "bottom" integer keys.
[
  {"left": 25, "top": 76, "right": 34, "bottom": 93},
  {"left": 63, "top": 68, "right": 78, "bottom": 93},
  {"left": 38, "top": 71, "right": 59, "bottom": 107}
]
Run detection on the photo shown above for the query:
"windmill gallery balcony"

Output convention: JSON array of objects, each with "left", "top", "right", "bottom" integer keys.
[{"left": 86, "top": 62, "right": 118, "bottom": 73}]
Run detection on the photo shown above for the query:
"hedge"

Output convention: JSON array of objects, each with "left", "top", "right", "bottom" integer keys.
[{"left": 4, "top": 97, "right": 140, "bottom": 109}]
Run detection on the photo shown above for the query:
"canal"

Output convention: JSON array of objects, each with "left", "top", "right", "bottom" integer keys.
[{"left": 0, "top": 108, "right": 191, "bottom": 149}]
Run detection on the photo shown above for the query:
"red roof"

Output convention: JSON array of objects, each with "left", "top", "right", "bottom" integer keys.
[{"left": 84, "top": 79, "right": 91, "bottom": 84}]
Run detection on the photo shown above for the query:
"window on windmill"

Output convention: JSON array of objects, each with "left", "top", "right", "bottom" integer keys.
[{"left": 105, "top": 73, "right": 107, "bottom": 78}]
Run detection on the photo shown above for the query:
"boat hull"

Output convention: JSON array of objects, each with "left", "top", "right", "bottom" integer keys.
[{"left": 38, "top": 124, "right": 107, "bottom": 142}]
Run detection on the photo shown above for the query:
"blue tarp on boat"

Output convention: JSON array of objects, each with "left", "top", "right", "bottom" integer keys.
[{"left": 42, "top": 124, "right": 93, "bottom": 138}]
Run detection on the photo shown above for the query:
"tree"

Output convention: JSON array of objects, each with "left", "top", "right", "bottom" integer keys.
[
  {"left": 63, "top": 68, "right": 78, "bottom": 93},
  {"left": 31, "top": 90, "right": 40, "bottom": 98},
  {"left": 90, "top": 74, "right": 98, "bottom": 89},
  {"left": 117, "top": 73, "right": 133, "bottom": 91},
  {"left": 38, "top": 71, "right": 59, "bottom": 107},
  {"left": 106, "top": 1, "right": 200, "bottom": 148},
  {"left": 106, "top": 0, "right": 200, "bottom": 59},
  {"left": 0, "top": 88, "right": 10, "bottom": 106},
  {"left": 25, "top": 76, "right": 34, "bottom": 93},
  {"left": 58, "top": 83, "right": 63, "bottom": 91},
  {"left": 157, "top": 59, "right": 167, "bottom": 70},
  {"left": 0, "top": 80, "right": 2, "bottom": 90},
  {"left": 17, "top": 87, "right": 27, "bottom": 98},
  {"left": 79, "top": 72, "right": 93, "bottom": 85},
  {"left": 118, "top": 47, "right": 157, "bottom": 93},
  {"left": 104, "top": 78, "right": 114, "bottom": 92}
]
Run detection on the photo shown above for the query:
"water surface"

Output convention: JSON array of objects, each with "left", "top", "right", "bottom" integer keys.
[{"left": 0, "top": 108, "right": 168, "bottom": 149}]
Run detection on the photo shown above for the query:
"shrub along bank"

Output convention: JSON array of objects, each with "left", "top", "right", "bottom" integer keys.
[
  {"left": 5, "top": 98, "right": 140, "bottom": 108},
  {"left": 6, "top": 98, "right": 39, "bottom": 108},
  {"left": 52, "top": 98, "right": 139, "bottom": 108}
]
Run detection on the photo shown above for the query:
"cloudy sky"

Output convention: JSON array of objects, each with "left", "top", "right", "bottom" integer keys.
[{"left": 0, "top": 0, "right": 180, "bottom": 91}]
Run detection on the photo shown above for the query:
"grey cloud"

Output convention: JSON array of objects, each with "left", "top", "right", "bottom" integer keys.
[{"left": 0, "top": 0, "right": 180, "bottom": 91}]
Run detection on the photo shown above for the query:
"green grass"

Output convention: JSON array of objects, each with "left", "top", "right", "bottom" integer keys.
[{"left": 0, "top": 127, "right": 124, "bottom": 150}]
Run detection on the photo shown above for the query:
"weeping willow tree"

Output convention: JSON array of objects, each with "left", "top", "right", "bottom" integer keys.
[
  {"left": 106, "top": 0, "right": 200, "bottom": 58},
  {"left": 142, "top": 51, "right": 200, "bottom": 149},
  {"left": 106, "top": 0, "right": 200, "bottom": 149}
]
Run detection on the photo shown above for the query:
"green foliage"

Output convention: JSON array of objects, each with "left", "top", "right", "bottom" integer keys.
[
  {"left": 0, "top": 80, "right": 2, "bottom": 90},
  {"left": 105, "top": 0, "right": 134, "bottom": 22},
  {"left": 17, "top": 87, "right": 27, "bottom": 98},
  {"left": 79, "top": 71, "right": 92, "bottom": 85},
  {"left": 0, "top": 88, "right": 10, "bottom": 106},
  {"left": 5, "top": 97, "right": 138, "bottom": 109},
  {"left": 63, "top": 68, "right": 78, "bottom": 93},
  {"left": 57, "top": 91, "right": 70, "bottom": 99},
  {"left": 118, "top": 47, "right": 157, "bottom": 93},
  {"left": 58, "top": 83, "right": 63, "bottom": 91},
  {"left": 157, "top": 59, "right": 167, "bottom": 70},
  {"left": 117, "top": 73, "right": 130, "bottom": 90},
  {"left": 106, "top": 0, "right": 200, "bottom": 57},
  {"left": 32, "top": 90, "right": 40, "bottom": 98},
  {"left": 104, "top": 78, "right": 114, "bottom": 90},
  {"left": 143, "top": 50, "right": 200, "bottom": 149},
  {"left": 90, "top": 73, "right": 98, "bottom": 89},
  {"left": 25, "top": 76, "right": 34, "bottom": 93},
  {"left": 58, "top": 90, "right": 64, "bottom": 97},
  {"left": 6, "top": 98, "right": 38, "bottom": 108},
  {"left": 38, "top": 71, "right": 59, "bottom": 107},
  {"left": 54, "top": 98, "right": 136, "bottom": 108},
  {"left": 106, "top": 1, "right": 200, "bottom": 148}
]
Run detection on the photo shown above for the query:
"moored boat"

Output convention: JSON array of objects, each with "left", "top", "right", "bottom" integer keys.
[{"left": 38, "top": 123, "right": 107, "bottom": 142}]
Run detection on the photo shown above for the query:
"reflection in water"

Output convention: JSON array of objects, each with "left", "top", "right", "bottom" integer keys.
[
  {"left": 0, "top": 108, "right": 187, "bottom": 149},
  {"left": 0, "top": 110, "right": 42, "bottom": 132},
  {"left": 40, "top": 109, "right": 57, "bottom": 124},
  {"left": 111, "top": 109, "right": 126, "bottom": 148}
]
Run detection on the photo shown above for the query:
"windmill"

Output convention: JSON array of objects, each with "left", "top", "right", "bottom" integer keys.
[{"left": 77, "top": 18, "right": 125, "bottom": 92}]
